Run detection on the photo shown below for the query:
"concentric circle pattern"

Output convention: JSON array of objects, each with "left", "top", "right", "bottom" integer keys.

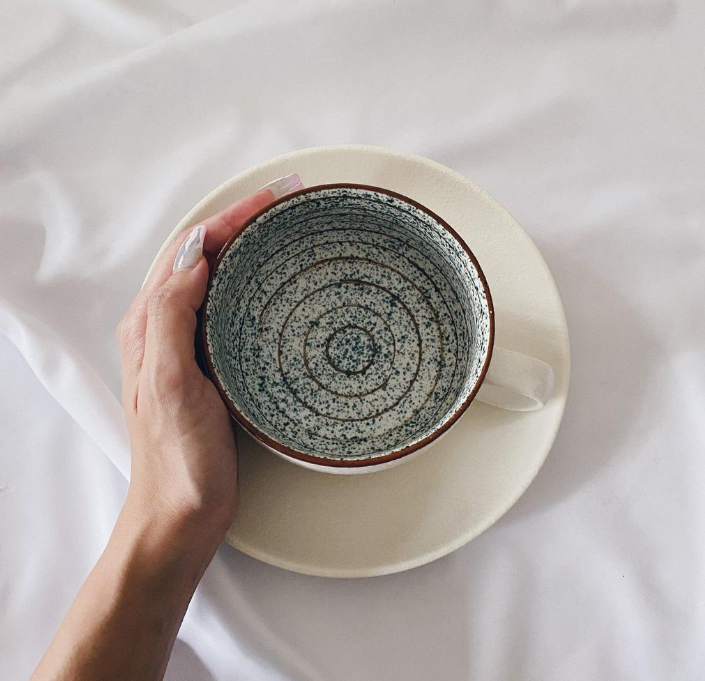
[{"left": 205, "top": 187, "right": 491, "bottom": 461}]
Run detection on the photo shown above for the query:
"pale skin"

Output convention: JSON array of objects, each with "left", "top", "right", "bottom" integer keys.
[{"left": 30, "top": 189, "right": 279, "bottom": 681}]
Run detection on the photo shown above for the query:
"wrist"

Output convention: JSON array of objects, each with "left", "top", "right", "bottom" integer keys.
[{"left": 117, "top": 491, "right": 223, "bottom": 573}]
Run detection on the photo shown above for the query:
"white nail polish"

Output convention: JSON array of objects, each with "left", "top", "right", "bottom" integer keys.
[
  {"left": 173, "top": 225, "right": 205, "bottom": 273},
  {"left": 259, "top": 173, "right": 304, "bottom": 199}
]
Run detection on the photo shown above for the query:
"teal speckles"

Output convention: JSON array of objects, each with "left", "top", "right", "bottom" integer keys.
[
  {"left": 204, "top": 187, "right": 491, "bottom": 461},
  {"left": 325, "top": 326, "right": 376, "bottom": 375}
]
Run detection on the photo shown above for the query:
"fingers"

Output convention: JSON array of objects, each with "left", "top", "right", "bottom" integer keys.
[
  {"left": 117, "top": 302, "right": 147, "bottom": 406},
  {"left": 117, "top": 173, "right": 303, "bottom": 410},
  {"left": 143, "top": 172, "right": 302, "bottom": 296},
  {"left": 118, "top": 190, "right": 275, "bottom": 404},
  {"left": 118, "top": 224, "right": 205, "bottom": 408},
  {"left": 202, "top": 173, "right": 303, "bottom": 258},
  {"left": 140, "top": 187, "right": 279, "bottom": 302},
  {"left": 118, "top": 224, "right": 196, "bottom": 402},
  {"left": 142, "top": 227, "right": 195, "bottom": 299},
  {"left": 142, "top": 258, "right": 210, "bottom": 401},
  {"left": 202, "top": 190, "right": 275, "bottom": 259}
]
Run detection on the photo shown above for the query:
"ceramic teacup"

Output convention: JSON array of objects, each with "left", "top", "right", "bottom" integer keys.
[{"left": 201, "top": 184, "right": 554, "bottom": 473}]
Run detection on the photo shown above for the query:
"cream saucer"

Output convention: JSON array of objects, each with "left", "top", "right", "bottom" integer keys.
[{"left": 149, "top": 145, "right": 570, "bottom": 578}]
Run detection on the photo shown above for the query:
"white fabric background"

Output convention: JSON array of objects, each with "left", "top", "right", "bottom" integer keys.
[{"left": 2, "top": 1, "right": 704, "bottom": 679}]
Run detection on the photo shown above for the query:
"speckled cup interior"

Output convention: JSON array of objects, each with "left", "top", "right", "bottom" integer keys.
[{"left": 203, "top": 185, "right": 492, "bottom": 468}]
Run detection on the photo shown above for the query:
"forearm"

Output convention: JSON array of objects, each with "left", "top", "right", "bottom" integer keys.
[
  {"left": 30, "top": 501, "right": 218, "bottom": 681},
  {"left": 30, "top": 188, "right": 274, "bottom": 681}
]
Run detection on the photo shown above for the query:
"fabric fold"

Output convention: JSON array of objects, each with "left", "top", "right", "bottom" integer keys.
[{"left": 0, "top": 296, "right": 131, "bottom": 479}]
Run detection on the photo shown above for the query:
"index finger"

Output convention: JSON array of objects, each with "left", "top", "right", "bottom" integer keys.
[
  {"left": 202, "top": 190, "right": 274, "bottom": 260},
  {"left": 118, "top": 173, "right": 303, "bottom": 406},
  {"left": 143, "top": 173, "right": 303, "bottom": 296},
  {"left": 203, "top": 172, "right": 303, "bottom": 258},
  {"left": 143, "top": 190, "right": 271, "bottom": 299}
]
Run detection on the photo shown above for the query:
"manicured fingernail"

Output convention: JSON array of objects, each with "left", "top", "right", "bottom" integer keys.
[
  {"left": 259, "top": 173, "right": 303, "bottom": 199},
  {"left": 173, "top": 225, "right": 205, "bottom": 273}
]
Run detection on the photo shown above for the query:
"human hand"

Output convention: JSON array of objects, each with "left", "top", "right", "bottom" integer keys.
[
  {"left": 116, "top": 174, "right": 303, "bottom": 553},
  {"left": 30, "top": 176, "right": 304, "bottom": 681}
]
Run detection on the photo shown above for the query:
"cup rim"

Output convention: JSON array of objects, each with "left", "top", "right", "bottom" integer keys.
[{"left": 200, "top": 183, "right": 495, "bottom": 468}]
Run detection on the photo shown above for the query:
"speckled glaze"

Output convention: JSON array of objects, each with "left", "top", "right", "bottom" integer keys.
[{"left": 202, "top": 185, "right": 493, "bottom": 469}]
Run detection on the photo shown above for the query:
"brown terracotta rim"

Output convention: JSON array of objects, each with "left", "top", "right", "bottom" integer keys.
[{"left": 199, "top": 183, "right": 495, "bottom": 468}]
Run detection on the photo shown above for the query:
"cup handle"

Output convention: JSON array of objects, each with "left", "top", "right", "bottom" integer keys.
[{"left": 476, "top": 347, "right": 554, "bottom": 411}]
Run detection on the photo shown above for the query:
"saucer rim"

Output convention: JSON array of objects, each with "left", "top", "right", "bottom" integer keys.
[{"left": 148, "top": 144, "right": 571, "bottom": 578}]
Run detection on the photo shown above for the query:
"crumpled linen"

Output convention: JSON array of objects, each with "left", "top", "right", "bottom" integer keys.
[{"left": 1, "top": 1, "right": 705, "bottom": 680}]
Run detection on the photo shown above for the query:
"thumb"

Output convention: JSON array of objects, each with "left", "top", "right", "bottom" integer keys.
[{"left": 143, "top": 226, "right": 209, "bottom": 374}]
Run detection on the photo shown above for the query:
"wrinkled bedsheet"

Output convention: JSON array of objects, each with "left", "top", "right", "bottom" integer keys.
[{"left": 2, "top": 1, "right": 704, "bottom": 679}]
